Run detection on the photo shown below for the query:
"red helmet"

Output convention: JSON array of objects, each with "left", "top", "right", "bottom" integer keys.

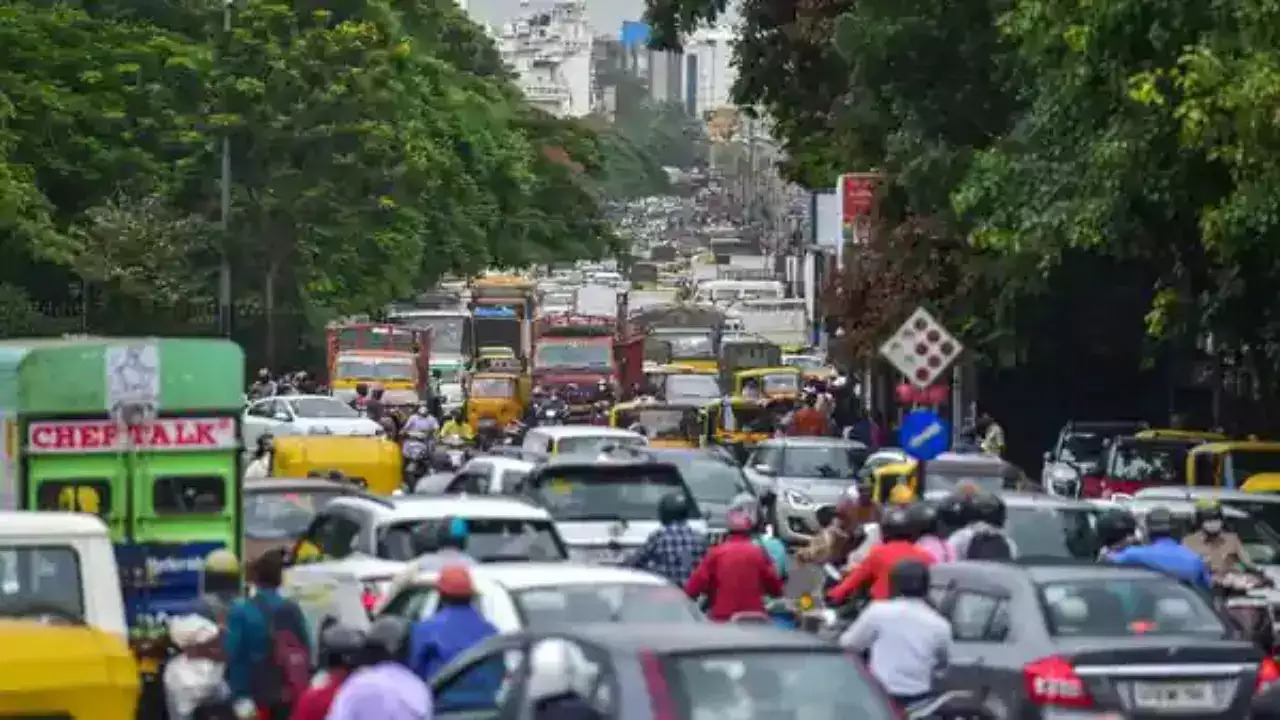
[{"left": 725, "top": 509, "right": 754, "bottom": 534}]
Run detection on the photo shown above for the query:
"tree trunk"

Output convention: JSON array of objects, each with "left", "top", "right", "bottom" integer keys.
[{"left": 265, "top": 262, "right": 276, "bottom": 371}]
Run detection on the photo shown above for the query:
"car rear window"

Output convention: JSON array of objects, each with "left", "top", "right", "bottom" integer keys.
[
  {"left": 665, "top": 650, "right": 895, "bottom": 719},
  {"left": 1038, "top": 578, "right": 1226, "bottom": 638},
  {"left": 512, "top": 583, "right": 700, "bottom": 626},
  {"left": 529, "top": 465, "right": 697, "bottom": 521},
  {"left": 1007, "top": 506, "right": 1100, "bottom": 559},
  {"left": 380, "top": 518, "right": 567, "bottom": 562},
  {"left": 244, "top": 490, "right": 343, "bottom": 540}
]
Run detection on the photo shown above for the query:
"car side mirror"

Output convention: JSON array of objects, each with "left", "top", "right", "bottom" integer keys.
[
  {"left": 753, "top": 464, "right": 775, "bottom": 476},
  {"left": 274, "top": 412, "right": 291, "bottom": 422}
]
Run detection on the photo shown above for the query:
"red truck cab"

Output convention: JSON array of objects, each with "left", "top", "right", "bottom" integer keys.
[{"left": 1081, "top": 436, "right": 1202, "bottom": 498}]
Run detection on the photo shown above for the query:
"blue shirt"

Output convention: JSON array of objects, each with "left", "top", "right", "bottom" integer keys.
[
  {"left": 1109, "top": 538, "right": 1212, "bottom": 590},
  {"left": 408, "top": 604, "right": 498, "bottom": 682},
  {"left": 754, "top": 535, "right": 789, "bottom": 580},
  {"left": 222, "top": 588, "right": 313, "bottom": 701},
  {"left": 627, "top": 522, "right": 708, "bottom": 587}
]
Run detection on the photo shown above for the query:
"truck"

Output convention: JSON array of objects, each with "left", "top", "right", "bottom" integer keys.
[
  {"left": 533, "top": 311, "right": 644, "bottom": 416},
  {"left": 326, "top": 322, "right": 432, "bottom": 408},
  {"left": 0, "top": 337, "right": 243, "bottom": 676},
  {"left": 387, "top": 307, "right": 470, "bottom": 411},
  {"left": 469, "top": 275, "right": 536, "bottom": 363}
]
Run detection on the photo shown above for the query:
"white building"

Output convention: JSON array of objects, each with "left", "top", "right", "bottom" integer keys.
[
  {"left": 494, "top": 0, "right": 594, "bottom": 117},
  {"left": 683, "top": 26, "right": 736, "bottom": 117}
]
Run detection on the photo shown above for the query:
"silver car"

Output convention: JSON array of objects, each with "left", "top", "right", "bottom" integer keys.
[{"left": 743, "top": 437, "right": 869, "bottom": 545}]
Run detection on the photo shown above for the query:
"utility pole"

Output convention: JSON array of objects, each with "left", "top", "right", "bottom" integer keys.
[{"left": 218, "top": 0, "right": 233, "bottom": 338}]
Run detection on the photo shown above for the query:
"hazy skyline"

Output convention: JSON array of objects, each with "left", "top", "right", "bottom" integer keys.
[{"left": 464, "top": 0, "right": 738, "bottom": 36}]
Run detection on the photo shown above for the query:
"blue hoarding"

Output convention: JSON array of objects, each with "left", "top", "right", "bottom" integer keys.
[{"left": 621, "top": 20, "right": 650, "bottom": 48}]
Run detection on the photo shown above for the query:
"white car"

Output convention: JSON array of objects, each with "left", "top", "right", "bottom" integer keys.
[
  {"left": 414, "top": 456, "right": 537, "bottom": 495},
  {"left": 242, "top": 394, "right": 382, "bottom": 447},
  {"left": 521, "top": 425, "right": 647, "bottom": 456},
  {"left": 378, "top": 562, "right": 703, "bottom": 631}
]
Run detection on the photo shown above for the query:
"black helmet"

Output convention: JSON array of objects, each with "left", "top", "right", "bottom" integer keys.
[
  {"left": 907, "top": 502, "right": 939, "bottom": 537},
  {"left": 364, "top": 615, "right": 411, "bottom": 663},
  {"left": 937, "top": 494, "right": 966, "bottom": 532},
  {"left": 355, "top": 382, "right": 369, "bottom": 395},
  {"left": 658, "top": 492, "right": 690, "bottom": 524},
  {"left": 1194, "top": 500, "right": 1224, "bottom": 526},
  {"left": 971, "top": 492, "right": 1006, "bottom": 527},
  {"left": 1097, "top": 507, "right": 1137, "bottom": 547},
  {"left": 881, "top": 506, "right": 915, "bottom": 542},
  {"left": 889, "top": 559, "right": 930, "bottom": 599},
  {"left": 1145, "top": 506, "right": 1176, "bottom": 538},
  {"left": 320, "top": 624, "right": 365, "bottom": 668}
]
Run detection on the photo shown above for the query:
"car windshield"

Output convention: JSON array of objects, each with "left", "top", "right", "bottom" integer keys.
[
  {"left": 760, "top": 373, "right": 799, "bottom": 394},
  {"left": 512, "top": 583, "right": 700, "bottom": 626},
  {"left": 1007, "top": 506, "right": 1100, "bottom": 559},
  {"left": 784, "top": 356, "right": 823, "bottom": 370},
  {"left": 666, "top": 456, "right": 752, "bottom": 504},
  {"left": 380, "top": 518, "right": 566, "bottom": 562},
  {"left": 470, "top": 378, "right": 515, "bottom": 398},
  {"left": 665, "top": 374, "right": 720, "bottom": 399},
  {"left": 534, "top": 341, "right": 612, "bottom": 370},
  {"left": 1060, "top": 432, "right": 1107, "bottom": 465},
  {"left": 289, "top": 397, "right": 359, "bottom": 419},
  {"left": 529, "top": 466, "right": 696, "bottom": 521},
  {"left": 1107, "top": 442, "right": 1190, "bottom": 484},
  {"left": 663, "top": 335, "right": 715, "bottom": 359},
  {"left": 244, "top": 490, "right": 343, "bottom": 540},
  {"left": 0, "top": 546, "right": 84, "bottom": 622},
  {"left": 335, "top": 358, "right": 416, "bottom": 381},
  {"left": 1225, "top": 450, "right": 1280, "bottom": 487},
  {"left": 556, "top": 434, "right": 646, "bottom": 455},
  {"left": 667, "top": 650, "right": 895, "bottom": 720},
  {"left": 775, "top": 445, "right": 868, "bottom": 479},
  {"left": 1039, "top": 577, "right": 1225, "bottom": 638}
]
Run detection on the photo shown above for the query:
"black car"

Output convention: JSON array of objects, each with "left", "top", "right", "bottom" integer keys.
[{"left": 429, "top": 622, "right": 900, "bottom": 719}]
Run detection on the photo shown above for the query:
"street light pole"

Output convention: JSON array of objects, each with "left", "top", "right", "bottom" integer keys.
[{"left": 218, "top": 0, "right": 233, "bottom": 338}]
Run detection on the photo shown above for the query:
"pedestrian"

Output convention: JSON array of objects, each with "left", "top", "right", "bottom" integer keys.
[
  {"left": 976, "top": 411, "right": 1005, "bottom": 456},
  {"left": 326, "top": 617, "right": 432, "bottom": 720},
  {"left": 407, "top": 564, "right": 499, "bottom": 694},
  {"left": 223, "top": 550, "right": 312, "bottom": 720},
  {"left": 288, "top": 624, "right": 364, "bottom": 720},
  {"left": 244, "top": 435, "right": 272, "bottom": 479}
]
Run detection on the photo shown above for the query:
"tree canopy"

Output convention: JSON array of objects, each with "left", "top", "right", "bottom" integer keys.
[
  {"left": 646, "top": 0, "right": 1280, "bottom": 423},
  {"left": 0, "top": 0, "right": 621, "bottom": 363}
]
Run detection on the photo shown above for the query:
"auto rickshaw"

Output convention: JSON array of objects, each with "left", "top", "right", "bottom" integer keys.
[
  {"left": 1242, "top": 473, "right": 1280, "bottom": 494},
  {"left": 0, "top": 620, "right": 140, "bottom": 719},
  {"left": 609, "top": 399, "right": 712, "bottom": 448},
  {"left": 869, "top": 452, "right": 1032, "bottom": 502},
  {"left": 270, "top": 435, "right": 402, "bottom": 495},
  {"left": 1186, "top": 441, "right": 1280, "bottom": 488},
  {"left": 1136, "top": 428, "right": 1230, "bottom": 443},
  {"left": 734, "top": 367, "right": 803, "bottom": 399},
  {"left": 713, "top": 396, "right": 794, "bottom": 463},
  {"left": 466, "top": 371, "right": 525, "bottom": 433}
]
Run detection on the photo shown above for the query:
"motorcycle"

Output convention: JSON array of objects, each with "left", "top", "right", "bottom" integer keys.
[
  {"left": 905, "top": 690, "right": 995, "bottom": 720},
  {"left": 401, "top": 431, "right": 431, "bottom": 489},
  {"left": 1216, "top": 570, "right": 1277, "bottom": 651},
  {"left": 439, "top": 435, "right": 471, "bottom": 469}
]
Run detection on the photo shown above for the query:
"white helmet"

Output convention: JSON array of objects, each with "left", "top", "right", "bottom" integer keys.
[{"left": 526, "top": 638, "right": 600, "bottom": 704}]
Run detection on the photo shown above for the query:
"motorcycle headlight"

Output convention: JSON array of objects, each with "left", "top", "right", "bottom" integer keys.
[{"left": 783, "top": 489, "right": 815, "bottom": 510}]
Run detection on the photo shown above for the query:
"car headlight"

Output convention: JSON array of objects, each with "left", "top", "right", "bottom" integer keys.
[{"left": 783, "top": 489, "right": 815, "bottom": 510}]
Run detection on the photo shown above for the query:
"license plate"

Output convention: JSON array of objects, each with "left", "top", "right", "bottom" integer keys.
[{"left": 1132, "top": 681, "right": 1216, "bottom": 710}]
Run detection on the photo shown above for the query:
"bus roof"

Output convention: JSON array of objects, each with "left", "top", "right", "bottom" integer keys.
[{"left": 0, "top": 337, "right": 244, "bottom": 414}]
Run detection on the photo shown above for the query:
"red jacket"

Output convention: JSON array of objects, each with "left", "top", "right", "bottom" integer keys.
[
  {"left": 829, "top": 540, "right": 935, "bottom": 602},
  {"left": 791, "top": 408, "right": 828, "bottom": 436},
  {"left": 684, "top": 535, "right": 785, "bottom": 621},
  {"left": 288, "top": 669, "right": 350, "bottom": 720}
]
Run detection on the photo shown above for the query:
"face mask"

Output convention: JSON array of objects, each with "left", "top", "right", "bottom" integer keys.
[{"left": 1202, "top": 519, "right": 1223, "bottom": 534}]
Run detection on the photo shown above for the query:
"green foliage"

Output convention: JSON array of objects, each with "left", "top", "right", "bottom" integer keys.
[{"left": 0, "top": 0, "right": 617, "bottom": 355}]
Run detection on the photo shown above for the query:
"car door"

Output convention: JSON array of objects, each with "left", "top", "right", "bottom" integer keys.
[
  {"left": 243, "top": 399, "right": 276, "bottom": 448},
  {"left": 936, "top": 581, "right": 1018, "bottom": 710},
  {"left": 512, "top": 637, "right": 620, "bottom": 720},
  {"left": 432, "top": 638, "right": 532, "bottom": 720}
]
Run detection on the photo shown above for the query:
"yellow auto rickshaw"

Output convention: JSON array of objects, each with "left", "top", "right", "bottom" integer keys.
[
  {"left": 610, "top": 399, "right": 712, "bottom": 448},
  {"left": 1186, "top": 441, "right": 1280, "bottom": 488},
  {"left": 869, "top": 453, "right": 1029, "bottom": 502},
  {"left": 734, "top": 367, "right": 803, "bottom": 399},
  {"left": 0, "top": 620, "right": 139, "bottom": 719},
  {"left": 1136, "top": 428, "right": 1229, "bottom": 443},
  {"left": 271, "top": 435, "right": 402, "bottom": 495},
  {"left": 1242, "top": 473, "right": 1280, "bottom": 494},
  {"left": 466, "top": 371, "right": 524, "bottom": 432},
  {"left": 871, "top": 460, "right": 921, "bottom": 502},
  {"left": 713, "top": 396, "right": 794, "bottom": 461}
]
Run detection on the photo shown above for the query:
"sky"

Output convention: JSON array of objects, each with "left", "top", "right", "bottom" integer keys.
[{"left": 464, "top": 0, "right": 645, "bottom": 34}]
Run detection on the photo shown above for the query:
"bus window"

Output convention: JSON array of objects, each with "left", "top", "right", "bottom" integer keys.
[
  {"left": 36, "top": 480, "right": 111, "bottom": 516},
  {"left": 153, "top": 476, "right": 227, "bottom": 514}
]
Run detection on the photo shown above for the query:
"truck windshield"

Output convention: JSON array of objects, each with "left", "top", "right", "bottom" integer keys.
[
  {"left": 535, "top": 341, "right": 611, "bottom": 370},
  {"left": 335, "top": 358, "right": 415, "bottom": 381},
  {"left": 663, "top": 335, "right": 714, "bottom": 359}
]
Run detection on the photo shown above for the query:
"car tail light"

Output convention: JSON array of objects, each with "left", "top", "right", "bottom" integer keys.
[
  {"left": 1024, "top": 655, "right": 1094, "bottom": 708},
  {"left": 639, "top": 651, "right": 677, "bottom": 720},
  {"left": 1257, "top": 656, "right": 1280, "bottom": 693},
  {"left": 1081, "top": 476, "right": 1105, "bottom": 498}
]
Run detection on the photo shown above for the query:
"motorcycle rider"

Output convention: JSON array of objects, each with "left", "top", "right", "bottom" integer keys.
[
  {"left": 910, "top": 502, "right": 955, "bottom": 563},
  {"left": 250, "top": 368, "right": 276, "bottom": 399},
  {"left": 289, "top": 624, "right": 365, "bottom": 720},
  {"left": 789, "top": 394, "right": 830, "bottom": 436},
  {"left": 728, "top": 493, "right": 788, "bottom": 581},
  {"left": 1108, "top": 506, "right": 1211, "bottom": 590},
  {"left": 684, "top": 509, "right": 784, "bottom": 622},
  {"left": 402, "top": 404, "right": 439, "bottom": 438},
  {"left": 407, "top": 564, "right": 498, "bottom": 682},
  {"left": 350, "top": 382, "right": 370, "bottom": 413},
  {"left": 947, "top": 492, "right": 1017, "bottom": 560},
  {"left": 439, "top": 410, "right": 473, "bottom": 441},
  {"left": 1182, "top": 500, "right": 1254, "bottom": 580},
  {"left": 839, "top": 559, "right": 950, "bottom": 710},
  {"left": 1096, "top": 506, "right": 1140, "bottom": 560},
  {"left": 797, "top": 484, "right": 880, "bottom": 565},
  {"left": 325, "top": 616, "right": 430, "bottom": 720},
  {"left": 627, "top": 493, "right": 708, "bottom": 587},
  {"left": 365, "top": 384, "right": 387, "bottom": 423},
  {"left": 828, "top": 504, "right": 935, "bottom": 604}
]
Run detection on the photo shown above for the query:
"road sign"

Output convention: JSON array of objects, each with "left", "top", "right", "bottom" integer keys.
[
  {"left": 899, "top": 409, "right": 950, "bottom": 461},
  {"left": 879, "top": 307, "right": 963, "bottom": 388}
]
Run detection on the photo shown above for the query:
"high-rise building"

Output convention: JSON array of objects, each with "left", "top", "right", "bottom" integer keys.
[
  {"left": 493, "top": 0, "right": 595, "bottom": 117},
  {"left": 683, "top": 26, "right": 736, "bottom": 117}
]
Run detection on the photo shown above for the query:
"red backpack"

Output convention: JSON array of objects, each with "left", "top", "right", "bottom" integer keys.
[{"left": 250, "top": 595, "right": 311, "bottom": 707}]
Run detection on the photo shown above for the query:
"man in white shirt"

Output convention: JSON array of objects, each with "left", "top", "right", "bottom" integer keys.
[{"left": 838, "top": 560, "right": 950, "bottom": 709}]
